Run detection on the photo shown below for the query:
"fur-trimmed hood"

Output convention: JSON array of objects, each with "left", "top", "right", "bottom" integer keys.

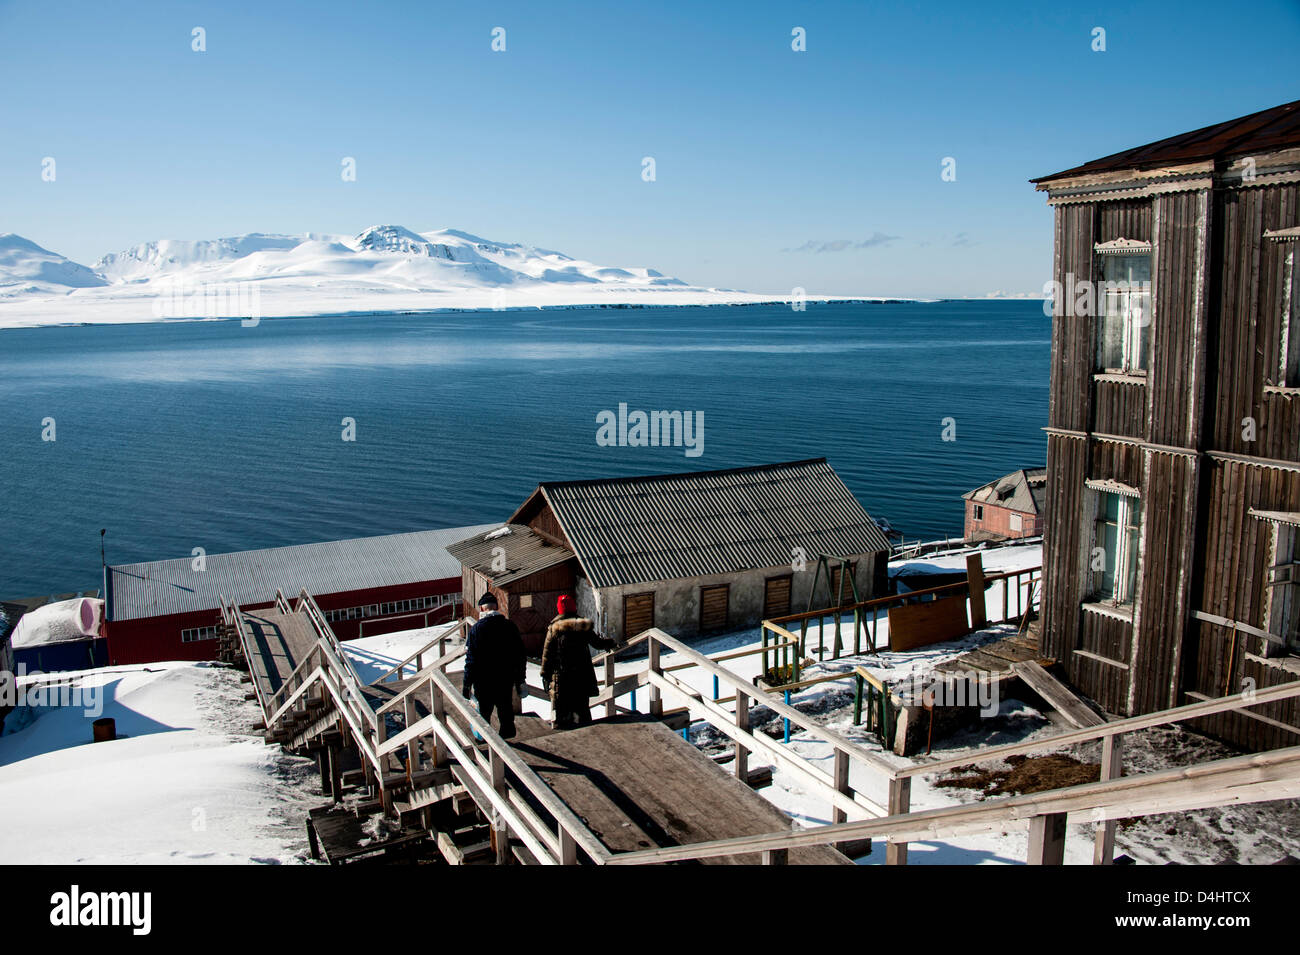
[{"left": 549, "top": 616, "right": 594, "bottom": 633}]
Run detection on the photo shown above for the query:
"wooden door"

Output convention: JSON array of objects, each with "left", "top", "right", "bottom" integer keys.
[
  {"left": 828, "top": 562, "right": 858, "bottom": 605},
  {"left": 764, "top": 575, "right": 792, "bottom": 619},
  {"left": 700, "top": 584, "right": 730, "bottom": 632},
  {"left": 624, "top": 592, "right": 655, "bottom": 639}
]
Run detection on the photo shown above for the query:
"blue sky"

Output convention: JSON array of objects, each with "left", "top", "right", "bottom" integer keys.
[{"left": 1, "top": 0, "right": 1297, "bottom": 297}]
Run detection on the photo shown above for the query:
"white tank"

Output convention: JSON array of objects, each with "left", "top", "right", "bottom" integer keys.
[{"left": 11, "top": 597, "right": 103, "bottom": 649}]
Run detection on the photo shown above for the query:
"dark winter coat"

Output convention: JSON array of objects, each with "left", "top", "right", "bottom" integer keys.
[
  {"left": 540, "top": 615, "right": 615, "bottom": 706},
  {"left": 462, "top": 611, "right": 526, "bottom": 698}
]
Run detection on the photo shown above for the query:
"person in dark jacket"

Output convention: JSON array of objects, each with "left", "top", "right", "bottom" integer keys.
[
  {"left": 540, "top": 594, "right": 615, "bottom": 729},
  {"left": 462, "top": 593, "right": 526, "bottom": 739}
]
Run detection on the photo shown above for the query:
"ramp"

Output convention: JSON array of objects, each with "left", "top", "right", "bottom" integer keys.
[{"left": 1012, "top": 660, "right": 1106, "bottom": 728}]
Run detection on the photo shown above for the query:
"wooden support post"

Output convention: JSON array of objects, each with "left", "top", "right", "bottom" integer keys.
[
  {"left": 329, "top": 744, "right": 342, "bottom": 803},
  {"left": 604, "top": 653, "right": 616, "bottom": 719},
  {"left": 403, "top": 695, "right": 420, "bottom": 778},
  {"left": 559, "top": 828, "right": 578, "bottom": 865},
  {"left": 430, "top": 683, "right": 448, "bottom": 767},
  {"left": 734, "top": 692, "right": 750, "bottom": 782},
  {"left": 317, "top": 748, "right": 331, "bottom": 796},
  {"left": 648, "top": 635, "right": 663, "bottom": 718},
  {"left": 966, "top": 554, "right": 987, "bottom": 629},
  {"left": 886, "top": 776, "right": 911, "bottom": 865},
  {"left": 831, "top": 749, "right": 851, "bottom": 826},
  {"left": 1093, "top": 733, "right": 1123, "bottom": 865},
  {"left": 1028, "top": 812, "right": 1068, "bottom": 865},
  {"left": 490, "top": 749, "right": 509, "bottom": 865},
  {"left": 762, "top": 848, "right": 789, "bottom": 865}
]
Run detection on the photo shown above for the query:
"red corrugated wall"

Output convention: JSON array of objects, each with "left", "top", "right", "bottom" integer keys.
[{"left": 104, "top": 577, "right": 462, "bottom": 665}]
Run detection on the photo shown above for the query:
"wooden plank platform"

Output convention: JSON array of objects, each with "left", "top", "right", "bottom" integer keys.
[
  {"left": 306, "top": 803, "right": 431, "bottom": 864},
  {"left": 511, "top": 716, "right": 850, "bottom": 865},
  {"left": 1011, "top": 660, "right": 1106, "bottom": 728},
  {"left": 241, "top": 609, "right": 320, "bottom": 703},
  {"left": 933, "top": 628, "right": 1044, "bottom": 678}
]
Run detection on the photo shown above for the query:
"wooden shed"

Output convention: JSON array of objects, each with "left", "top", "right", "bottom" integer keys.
[
  {"left": 1032, "top": 99, "right": 1300, "bottom": 748},
  {"left": 963, "top": 468, "right": 1046, "bottom": 541},
  {"left": 445, "top": 524, "right": 577, "bottom": 655},
  {"left": 450, "top": 458, "right": 891, "bottom": 649}
]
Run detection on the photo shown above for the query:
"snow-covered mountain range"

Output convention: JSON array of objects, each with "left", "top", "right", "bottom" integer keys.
[{"left": 0, "top": 225, "right": 783, "bottom": 327}]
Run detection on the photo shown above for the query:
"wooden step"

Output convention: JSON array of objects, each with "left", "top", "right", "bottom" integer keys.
[
  {"left": 1011, "top": 661, "right": 1106, "bottom": 728},
  {"left": 436, "top": 827, "right": 493, "bottom": 865},
  {"left": 395, "top": 780, "right": 466, "bottom": 816}
]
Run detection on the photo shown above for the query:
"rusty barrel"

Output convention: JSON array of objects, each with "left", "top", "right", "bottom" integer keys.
[{"left": 92, "top": 717, "right": 116, "bottom": 742}]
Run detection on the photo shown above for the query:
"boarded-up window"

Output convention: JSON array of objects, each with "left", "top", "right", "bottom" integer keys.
[
  {"left": 764, "top": 575, "right": 792, "bottom": 619},
  {"left": 624, "top": 592, "right": 655, "bottom": 638},
  {"left": 1009, "top": 513, "right": 1023, "bottom": 532},
  {"left": 700, "top": 584, "right": 729, "bottom": 632}
]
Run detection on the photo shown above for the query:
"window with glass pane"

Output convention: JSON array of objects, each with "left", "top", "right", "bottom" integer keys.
[
  {"left": 1092, "top": 490, "right": 1141, "bottom": 605},
  {"left": 1097, "top": 254, "right": 1151, "bottom": 374},
  {"left": 1267, "top": 525, "right": 1300, "bottom": 651}
]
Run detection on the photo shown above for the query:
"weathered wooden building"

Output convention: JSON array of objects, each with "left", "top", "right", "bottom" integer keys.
[
  {"left": 448, "top": 459, "right": 891, "bottom": 651},
  {"left": 1032, "top": 100, "right": 1300, "bottom": 749},
  {"left": 963, "top": 468, "right": 1046, "bottom": 541}
]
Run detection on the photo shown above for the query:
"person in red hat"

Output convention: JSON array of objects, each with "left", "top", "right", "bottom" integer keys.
[{"left": 540, "top": 593, "right": 616, "bottom": 728}]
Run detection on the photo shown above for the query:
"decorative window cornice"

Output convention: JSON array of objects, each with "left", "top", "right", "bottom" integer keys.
[
  {"left": 1094, "top": 238, "right": 1153, "bottom": 254},
  {"left": 1264, "top": 226, "right": 1300, "bottom": 243},
  {"left": 1085, "top": 477, "right": 1141, "bottom": 498},
  {"left": 1249, "top": 508, "right": 1300, "bottom": 528}
]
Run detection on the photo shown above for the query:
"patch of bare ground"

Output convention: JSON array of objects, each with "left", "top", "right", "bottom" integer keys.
[{"left": 937, "top": 753, "right": 1100, "bottom": 796}]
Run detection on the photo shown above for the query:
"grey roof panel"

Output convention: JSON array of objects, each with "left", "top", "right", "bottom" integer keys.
[
  {"left": 106, "top": 523, "right": 499, "bottom": 622},
  {"left": 445, "top": 524, "right": 575, "bottom": 588},
  {"left": 536, "top": 459, "right": 889, "bottom": 589},
  {"left": 963, "top": 468, "right": 1047, "bottom": 515}
]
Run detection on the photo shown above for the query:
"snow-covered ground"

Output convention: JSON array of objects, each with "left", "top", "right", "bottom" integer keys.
[
  {"left": 0, "top": 227, "right": 896, "bottom": 329},
  {"left": 6, "top": 588, "right": 1290, "bottom": 866},
  {"left": 0, "top": 663, "right": 320, "bottom": 864}
]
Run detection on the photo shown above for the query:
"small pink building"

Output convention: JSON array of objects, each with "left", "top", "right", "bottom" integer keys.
[{"left": 963, "top": 468, "right": 1046, "bottom": 541}]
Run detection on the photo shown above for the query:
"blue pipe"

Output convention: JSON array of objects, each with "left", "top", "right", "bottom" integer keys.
[{"left": 784, "top": 690, "right": 791, "bottom": 743}]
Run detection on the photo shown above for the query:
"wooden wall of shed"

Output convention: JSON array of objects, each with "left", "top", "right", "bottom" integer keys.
[
  {"left": 1130, "top": 450, "right": 1200, "bottom": 713},
  {"left": 1042, "top": 432, "right": 1087, "bottom": 664},
  {"left": 1088, "top": 438, "right": 1143, "bottom": 488},
  {"left": 1183, "top": 457, "right": 1300, "bottom": 747},
  {"left": 1093, "top": 380, "right": 1147, "bottom": 439},
  {"left": 1076, "top": 609, "right": 1133, "bottom": 714},
  {"left": 1049, "top": 204, "right": 1096, "bottom": 432},
  {"left": 1148, "top": 191, "right": 1211, "bottom": 448},
  {"left": 1097, "top": 198, "right": 1152, "bottom": 244},
  {"left": 1207, "top": 182, "right": 1300, "bottom": 462},
  {"left": 527, "top": 501, "right": 572, "bottom": 548}
]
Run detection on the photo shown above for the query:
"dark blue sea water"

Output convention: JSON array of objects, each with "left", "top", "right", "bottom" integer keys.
[{"left": 0, "top": 301, "right": 1050, "bottom": 596}]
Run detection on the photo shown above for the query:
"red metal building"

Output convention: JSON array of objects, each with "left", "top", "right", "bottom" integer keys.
[{"left": 102, "top": 524, "right": 496, "bottom": 665}]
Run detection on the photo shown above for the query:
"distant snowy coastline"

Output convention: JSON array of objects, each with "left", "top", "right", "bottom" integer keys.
[{"left": 0, "top": 226, "right": 913, "bottom": 330}]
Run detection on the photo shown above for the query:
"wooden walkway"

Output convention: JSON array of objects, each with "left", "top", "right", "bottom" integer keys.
[
  {"left": 240, "top": 608, "right": 320, "bottom": 700},
  {"left": 512, "top": 717, "right": 849, "bottom": 864}
]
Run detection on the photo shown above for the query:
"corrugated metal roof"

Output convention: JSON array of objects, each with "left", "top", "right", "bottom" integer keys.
[
  {"left": 1033, "top": 100, "right": 1300, "bottom": 184},
  {"left": 963, "top": 468, "right": 1047, "bottom": 515},
  {"left": 106, "top": 523, "right": 498, "bottom": 622},
  {"left": 445, "top": 524, "right": 575, "bottom": 588},
  {"left": 526, "top": 458, "right": 890, "bottom": 590}
]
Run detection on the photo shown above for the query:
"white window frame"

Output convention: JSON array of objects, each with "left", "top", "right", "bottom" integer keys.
[
  {"left": 1263, "top": 233, "right": 1300, "bottom": 390},
  {"left": 1265, "top": 522, "right": 1300, "bottom": 653},
  {"left": 1083, "top": 483, "right": 1142, "bottom": 608},
  {"left": 1094, "top": 241, "right": 1152, "bottom": 377}
]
